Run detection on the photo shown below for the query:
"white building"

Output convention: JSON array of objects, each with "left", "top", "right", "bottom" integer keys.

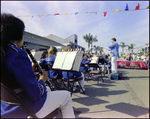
[{"left": 23, "top": 31, "right": 85, "bottom": 52}]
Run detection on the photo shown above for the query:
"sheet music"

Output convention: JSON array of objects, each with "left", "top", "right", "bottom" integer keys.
[
  {"left": 28, "top": 51, "right": 43, "bottom": 62},
  {"left": 61, "top": 51, "right": 77, "bottom": 70},
  {"left": 53, "top": 52, "right": 67, "bottom": 69},
  {"left": 90, "top": 56, "right": 99, "bottom": 64},
  {"left": 32, "top": 51, "right": 43, "bottom": 62},
  {"left": 72, "top": 51, "right": 84, "bottom": 71}
]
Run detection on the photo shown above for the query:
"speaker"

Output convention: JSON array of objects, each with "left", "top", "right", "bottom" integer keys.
[{"left": 111, "top": 72, "right": 123, "bottom": 80}]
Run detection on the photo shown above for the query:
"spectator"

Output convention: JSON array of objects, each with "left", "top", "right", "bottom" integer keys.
[
  {"left": 127, "top": 53, "right": 132, "bottom": 61},
  {"left": 136, "top": 54, "right": 141, "bottom": 61},
  {"left": 146, "top": 53, "right": 149, "bottom": 69},
  {"left": 93, "top": 52, "right": 98, "bottom": 57},
  {"left": 141, "top": 53, "right": 146, "bottom": 61},
  {"left": 132, "top": 53, "right": 137, "bottom": 61},
  {"left": 123, "top": 53, "right": 126, "bottom": 59}
]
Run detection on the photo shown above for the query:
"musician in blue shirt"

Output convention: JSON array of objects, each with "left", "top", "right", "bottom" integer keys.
[
  {"left": 40, "top": 51, "right": 48, "bottom": 70},
  {"left": 1, "top": 13, "right": 75, "bottom": 118},
  {"left": 107, "top": 38, "right": 119, "bottom": 73},
  {"left": 46, "top": 46, "right": 62, "bottom": 79},
  {"left": 62, "top": 45, "right": 85, "bottom": 93},
  {"left": 80, "top": 54, "right": 91, "bottom": 72}
]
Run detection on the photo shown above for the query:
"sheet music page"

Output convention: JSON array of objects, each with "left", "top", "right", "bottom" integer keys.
[
  {"left": 90, "top": 56, "right": 99, "bottom": 64},
  {"left": 53, "top": 52, "right": 67, "bottom": 69},
  {"left": 72, "top": 51, "right": 84, "bottom": 71},
  {"left": 31, "top": 51, "right": 43, "bottom": 62},
  {"left": 61, "top": 51, "right": 77, "bottom": 70}
]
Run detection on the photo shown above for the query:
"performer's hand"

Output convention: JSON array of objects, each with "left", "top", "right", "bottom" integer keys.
[
  {"left": 108, "top": 49, "right": 110, "bottom": 51},
  {"left": 32, "top": 63, "right": 37, "bottom": 72},
  {"left": 39, "top": 71, "right": 49, "bottom": 82}
]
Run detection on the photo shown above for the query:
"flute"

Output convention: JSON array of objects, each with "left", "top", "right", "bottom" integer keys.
[{"left": 22, "top": 45, "right": 51, "bottom": 87}]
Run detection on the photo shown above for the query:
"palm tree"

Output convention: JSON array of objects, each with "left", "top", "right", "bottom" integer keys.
[
  {"left": 126, "top": 44, "right": 136, "bottom": 54},
  {"left": 83, "top": 33, "right": 92, "bottom": 50},
  {"left": 138, "top": 48, "right": 144, "bottom": 53},
  {"left": 93, "top": 45, "right": 99, "bottom": 52},
  {"left": 119, "top": 42, "right": 127, "bottom": 54},
  {"left": 90, "top": 35, "right": 98, "bottom": 52},
  {"left": 83, "top": 33, "right": 98, "bottom": 52},
  {"left": 130, "top": 44, "right": 136, "bottom": 54}
]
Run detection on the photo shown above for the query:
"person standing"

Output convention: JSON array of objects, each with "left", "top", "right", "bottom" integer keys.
[
  {"left": 132, "top": 53, "right": 137, "bottom": 61},
  {"left": 146, "top": 53, "right": 149, "bottom": 69},
  {"left": 107, "top": 38, "right": 119, "bottom": 73},
  {"left": 123, "top": 53, "right": 127, "bottom": 59}
]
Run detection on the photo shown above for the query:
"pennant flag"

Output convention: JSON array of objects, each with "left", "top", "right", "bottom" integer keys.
[
  {"left": 135, "top": 3, "right": 140, "bottom": 10},
  {"left": 146, "top": 6, "right": 149, "bottom": 9},
  {"left": 95, "top": 12, "right": 98, "bottom": 15},
  {"left": 46, "top": 14, "right": 50, "bottom": 17},
  {"left": 31, "top": 15, "right": 34, "bottom": 18},
  {"left": 39, "top": 15, "right": 42, "bottom": 20},
  {"left": 24, "top": 16, "right": 28, "bottom": 20},
  {"left": 75, "top": 12, "right": 79, "bottom": 15},
  {"left": 17, "top": 16, "right": 21, "bottom": 17},
  {"left": 85, "top": 12, "right": 88, "bottom": 13},
  {"left": 55, "top": 13, "right": 60, "bottom": 16},
  {"left": 64, "top": 13, "right": 68, "bottom": 15},
  {"left": 103, "top": 12, "right": 107, "bottom": 17},
  {"left": 125, "top": 3, "right": 129, "bottom": 11},
  {"left": 114, "top": 10, "right": 119, "bottom": 13}
]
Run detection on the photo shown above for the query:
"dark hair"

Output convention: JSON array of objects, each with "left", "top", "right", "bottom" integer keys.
[
  {"left": 41, "top": 51, "right": 48, "bottom": 59},
  {"left": 112, "top": 38, "right": 116, "bottom": 41},
  {"left": 1, "top": 13, "right": 25, "bottom": 64},
  {"left": 64, "top": 44, "right": 73, "bottom": 51}
]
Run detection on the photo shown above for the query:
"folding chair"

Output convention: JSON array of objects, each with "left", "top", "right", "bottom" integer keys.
[
  {"left": 1, "top": 83, "right": 59, "bottom": 118},
  {"left": 47, "top": 64, "right": 62, "bottom": 90},
  {"left": 88, "top": 63, "right": 104, "bottom": 84},
  {"left": 62, "top": 74, "right": 85, "bottom": 95}
]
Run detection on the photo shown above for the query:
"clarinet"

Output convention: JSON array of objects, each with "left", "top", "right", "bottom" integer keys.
[{"left": 22, "top": 45, "right": 51, "bottom": 88}]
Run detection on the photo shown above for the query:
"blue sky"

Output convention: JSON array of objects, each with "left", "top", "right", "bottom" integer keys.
[{"left": 1, "top": 1, "right": 149, "bottom": 54}]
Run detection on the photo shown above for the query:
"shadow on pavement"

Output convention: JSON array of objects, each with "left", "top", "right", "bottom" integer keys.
[
  {"left": 85, "top": 87, "right": 128, "bottom": 97},
  {"left": 105, "top": 102, "right": 149, "bottom": 117}
]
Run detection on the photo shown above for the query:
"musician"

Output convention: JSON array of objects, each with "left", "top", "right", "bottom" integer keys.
[
  {"left": 46, "top": 46, "right": 62, "bottom": 79},
  {"left": 107, "top": 38, "right": 119, "bottom": 73},
  {"left": 80, "top": 54, "right": 91, "bottom": 72},
  {"left": 1, "top": 13, "right": 75, "bottom": 118},
  {"left": 39, "top": 51, "right": 49, "bottom": 70},
  {"left": 62, "top": 45, "right": 85, "bottom": 93}
]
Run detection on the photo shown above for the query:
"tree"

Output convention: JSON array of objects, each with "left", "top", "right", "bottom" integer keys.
[
  {"left": 83, "top": 33, "right": 98, "bottom": 52},
  {"left": 83, "top": 33, "right": 92, "bottom": 50},
  {"left": 119, "top": 42, "right": 127, "bottom": 54},
  {"left": 90, "top": 35, "right": 98, "bottom": 52},
  {"left": 138, "top": 48, "right": 144, "bottom": 53},
  {"left": 126, "top": 44, "right": 136, "bottom": 54},
  {"left": 93, "top": 45, "right": 104, "bottom": 53}
]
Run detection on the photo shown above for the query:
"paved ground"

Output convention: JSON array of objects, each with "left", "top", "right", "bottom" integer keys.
[{"left": 58, "top": 68, "right": 149, "bottom": 118}]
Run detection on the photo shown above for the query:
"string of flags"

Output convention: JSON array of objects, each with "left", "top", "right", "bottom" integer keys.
[
  {"left": 16, "top": 3, "right": 149, "bottom": 21},
  {"left": 125, "top": 44, "right": 149, "bottom": 50}
]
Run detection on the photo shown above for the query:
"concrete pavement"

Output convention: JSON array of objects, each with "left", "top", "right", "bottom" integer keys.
[
  {"left": 56, "top": 69, "right": 149, "bottom": 118},
  {"left": 72, "top": 69, "right": 149, "bottom": 118}
]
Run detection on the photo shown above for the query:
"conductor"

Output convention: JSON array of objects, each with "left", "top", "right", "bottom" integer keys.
[{"left": 107, "top": 38, "right": 119, "bottom": 73}]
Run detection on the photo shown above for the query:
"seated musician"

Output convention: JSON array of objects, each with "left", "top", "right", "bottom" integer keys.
[
  {"left": 39, "top": 50, "right": 49, "bottom": 70},
  {"left": 1, "top": 13, "right": 75, "bottom": 118},
  {"left": 62, "top": 45, "right": 85, "bottom": 93},
  {"left": 46, "top": 46, "right": 62, "bottom": 79},
  {"left": 80, "top": 54, "right": 91, "bottom": 72}
]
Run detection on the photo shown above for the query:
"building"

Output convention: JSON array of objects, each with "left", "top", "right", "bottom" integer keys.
[
  {"left": 23, "top": 31, "right": 66, "bottom": 50},
  {"left": 46, "top": 34, "right": 85, "bottom": 52},
  {"left": 23, "top": 31, "right": 85, "bottom": 52}
]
